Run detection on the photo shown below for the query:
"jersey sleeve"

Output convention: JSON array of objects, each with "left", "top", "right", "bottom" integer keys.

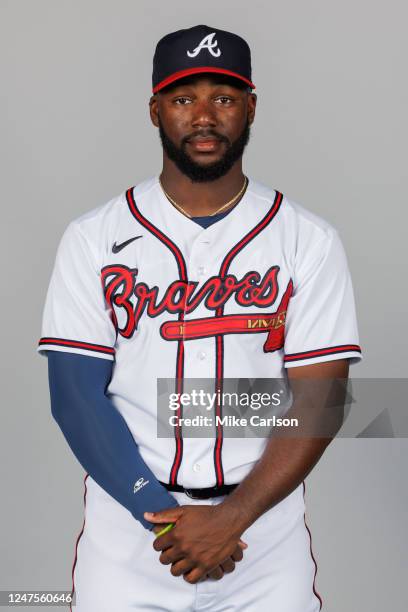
[
  {"left": 37, "top": 221, "right": 116, "bottom": 361},
  {"left": 283, "top": 227, "right": 362, "bottom": 368}
]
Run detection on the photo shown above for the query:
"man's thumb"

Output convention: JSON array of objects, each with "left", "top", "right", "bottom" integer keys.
[{"left": 144, "top": 507, "right": 183, "bottom": 524}]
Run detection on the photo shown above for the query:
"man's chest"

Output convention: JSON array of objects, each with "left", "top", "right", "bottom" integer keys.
[{"left": 100, "top": 229, "right": 294, "bottom": 354}]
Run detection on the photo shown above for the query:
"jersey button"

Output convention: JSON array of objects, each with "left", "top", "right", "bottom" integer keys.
[
  {"left": 193, "top": 463, "right": 201, "bottom": 473},
  {"left": 197, "top": 266, "right": 206, "bottom": 276},
  {"left": 197, "top": 351, "right": 206, "bottom": 360}
]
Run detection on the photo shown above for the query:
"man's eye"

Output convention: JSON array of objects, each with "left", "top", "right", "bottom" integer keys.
[
  {"left": 174, "top": 97, "right": 192, "bottom": 105},
  {"left": 215, "top": 97, "right": 232, "bottom": 104}
]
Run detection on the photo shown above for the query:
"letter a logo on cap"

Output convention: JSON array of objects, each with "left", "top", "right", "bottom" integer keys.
[{"left": 187, "top": 32, "right": 221, "bottom": 58}]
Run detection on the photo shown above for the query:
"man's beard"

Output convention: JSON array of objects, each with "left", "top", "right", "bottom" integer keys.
[{"left": 158, "top": 117, "right": 251, "bottom": 182}]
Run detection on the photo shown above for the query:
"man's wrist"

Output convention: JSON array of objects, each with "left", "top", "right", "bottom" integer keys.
[{"left": 214, "top": 495, "right": 254, "bottom": 535}]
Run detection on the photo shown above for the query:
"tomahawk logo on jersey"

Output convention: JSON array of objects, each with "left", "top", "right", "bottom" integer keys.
[{"left": 38, "top": 177, "right": 361, "bottom": 488}]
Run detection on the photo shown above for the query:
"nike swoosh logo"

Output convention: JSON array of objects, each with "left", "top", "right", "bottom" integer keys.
[{"left": 112, "top": 235, "right": 143, "bottom": 253}]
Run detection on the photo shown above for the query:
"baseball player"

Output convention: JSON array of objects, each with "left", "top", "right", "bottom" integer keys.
[{"left": 38, "top": 25, "right": 362, "bottom": 611}]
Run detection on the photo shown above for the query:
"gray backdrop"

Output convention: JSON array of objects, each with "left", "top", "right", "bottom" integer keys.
[{"left": 1, "top": 1, "right": 407, "bottom": 610}]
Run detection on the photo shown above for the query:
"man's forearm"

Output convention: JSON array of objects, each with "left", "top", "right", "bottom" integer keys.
[
  {"left": 47, "top": 351, "right": 179, "bottom": 529},
  {"left": 219, "top": 432, "right": 331, "bottom": 533},
  {"left": 219, "top": 375, "right": 346, "bottom": 533}
]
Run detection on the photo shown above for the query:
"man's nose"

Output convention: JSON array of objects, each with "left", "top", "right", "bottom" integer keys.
[{"left": 191, "top": 100, "right": 217, "bottom": 128}]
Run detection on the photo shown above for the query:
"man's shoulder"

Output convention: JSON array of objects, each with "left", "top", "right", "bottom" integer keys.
[
  {"left": 66, "top": 176, "right": 157, "bottom": 239},
  {"left": 248, "top": 177, "right": 338, "bottom": 243}
]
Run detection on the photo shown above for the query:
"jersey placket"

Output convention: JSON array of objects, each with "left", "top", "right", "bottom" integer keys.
[{"left": 179, "top": 232, "right": 219, "bottom": 487}]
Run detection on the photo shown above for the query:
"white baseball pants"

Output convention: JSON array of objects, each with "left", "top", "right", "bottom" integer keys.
[{"left": 71, "top": 476, "right": 322, "bottom": 611}]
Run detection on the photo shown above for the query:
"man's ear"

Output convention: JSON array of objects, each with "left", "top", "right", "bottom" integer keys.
[
  {"left": 149, "top": 94, "right": 159, "bottom": 127},
  {"left": 248, "top": 92, "right": 257, "bottom": 126}
]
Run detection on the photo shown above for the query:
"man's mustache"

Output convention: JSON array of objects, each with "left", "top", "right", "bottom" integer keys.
[{"left": 182, "top": 132, "right": 230, "bottom": 146}]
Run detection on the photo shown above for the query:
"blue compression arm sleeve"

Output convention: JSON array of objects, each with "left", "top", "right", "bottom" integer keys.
[{"left": 46, "top": 351, "right": 179, "bottom": 530}]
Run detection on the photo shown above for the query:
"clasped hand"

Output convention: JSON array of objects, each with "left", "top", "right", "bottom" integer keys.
[{"left": 144, "top": 504, "right": 247, "bottom": 584}]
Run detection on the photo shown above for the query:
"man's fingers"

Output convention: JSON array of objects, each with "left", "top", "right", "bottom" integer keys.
[
  {"left": 197, "top": 574, "right": 209, "bottom": 582},
  {"left": 220, "top": 557, "right": 235, "bottom": 574},
  {"left": 183, "top": 568, "right": 206, "bottom": 584},
  {"left": 238, "top": 539, "right": 248, "bottom": 549},
  {"left": 159, "top": 549, "right": 184, "bottom": 566},
  {"left": 231, "top": 546, "right": 244, "bottom": 562},
  {"left": 169, "top": 559, "right": 195, "bottom": 577},
  {"left": 206, "top": 566, "right": 224, "bottom": 581},
  {"left": 153, "top": 533, "right": 175, "bottom": 552}
]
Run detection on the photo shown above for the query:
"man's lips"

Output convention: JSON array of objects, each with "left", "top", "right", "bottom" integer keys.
[{"left": 186, "top": 136, "right": 224, "bottom": 152}]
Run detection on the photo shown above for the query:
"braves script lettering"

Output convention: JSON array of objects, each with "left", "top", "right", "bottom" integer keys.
[{"left": 101, "top": 265, "right": 282, "bottom": 339}]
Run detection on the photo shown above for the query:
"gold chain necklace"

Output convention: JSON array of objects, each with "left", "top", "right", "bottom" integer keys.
[{"left": 159, "top": 175, "right": 248, "bottom": 219}]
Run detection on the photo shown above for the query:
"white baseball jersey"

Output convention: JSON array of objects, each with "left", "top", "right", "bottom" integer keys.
[
  {"left": 38, "top": 175, "right": 361, "bottom": 490},
  {"left": 38, "top": 175, "right": 361, "bottom": 611}
]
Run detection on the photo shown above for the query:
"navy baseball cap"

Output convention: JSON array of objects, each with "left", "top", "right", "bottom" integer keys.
[{"left": 152, "top": 25, "right": 255, "bottom": 94}]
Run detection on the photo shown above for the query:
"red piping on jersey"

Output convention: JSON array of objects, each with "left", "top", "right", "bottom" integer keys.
[
  {"left": 284, "top": 344, "right": 361, "bottom": 363},
  {"left": 213, "top": 190, "right": 284, "bottom": 486},
  {"left": 303, "top": 481, "right": 323, "bottom": 610},
  {"left": 153, "top": 67, "right": 255, "bottom": 94},
  {"left": 38, "top": 337, "right": 115, "bottom": 356},
  {"left": 126, "top": 187, "right": 187, "bottom": 485},
  {"left": 70, "top": 473, "right": 89, "bottom": 612}
]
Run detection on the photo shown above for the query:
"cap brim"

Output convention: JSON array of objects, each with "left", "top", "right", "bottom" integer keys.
[{"left": 153, "top": 67, "right": 255, "bottom": 93}]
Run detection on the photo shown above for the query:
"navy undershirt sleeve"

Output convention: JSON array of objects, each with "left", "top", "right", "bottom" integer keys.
[{"left": 46, "top": 350, "right": 179, "bottom": 530}]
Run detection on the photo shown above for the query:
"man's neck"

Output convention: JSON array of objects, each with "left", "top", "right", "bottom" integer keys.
[{"left": 159, "top": 160, "right": 246, "bottom": 217}]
